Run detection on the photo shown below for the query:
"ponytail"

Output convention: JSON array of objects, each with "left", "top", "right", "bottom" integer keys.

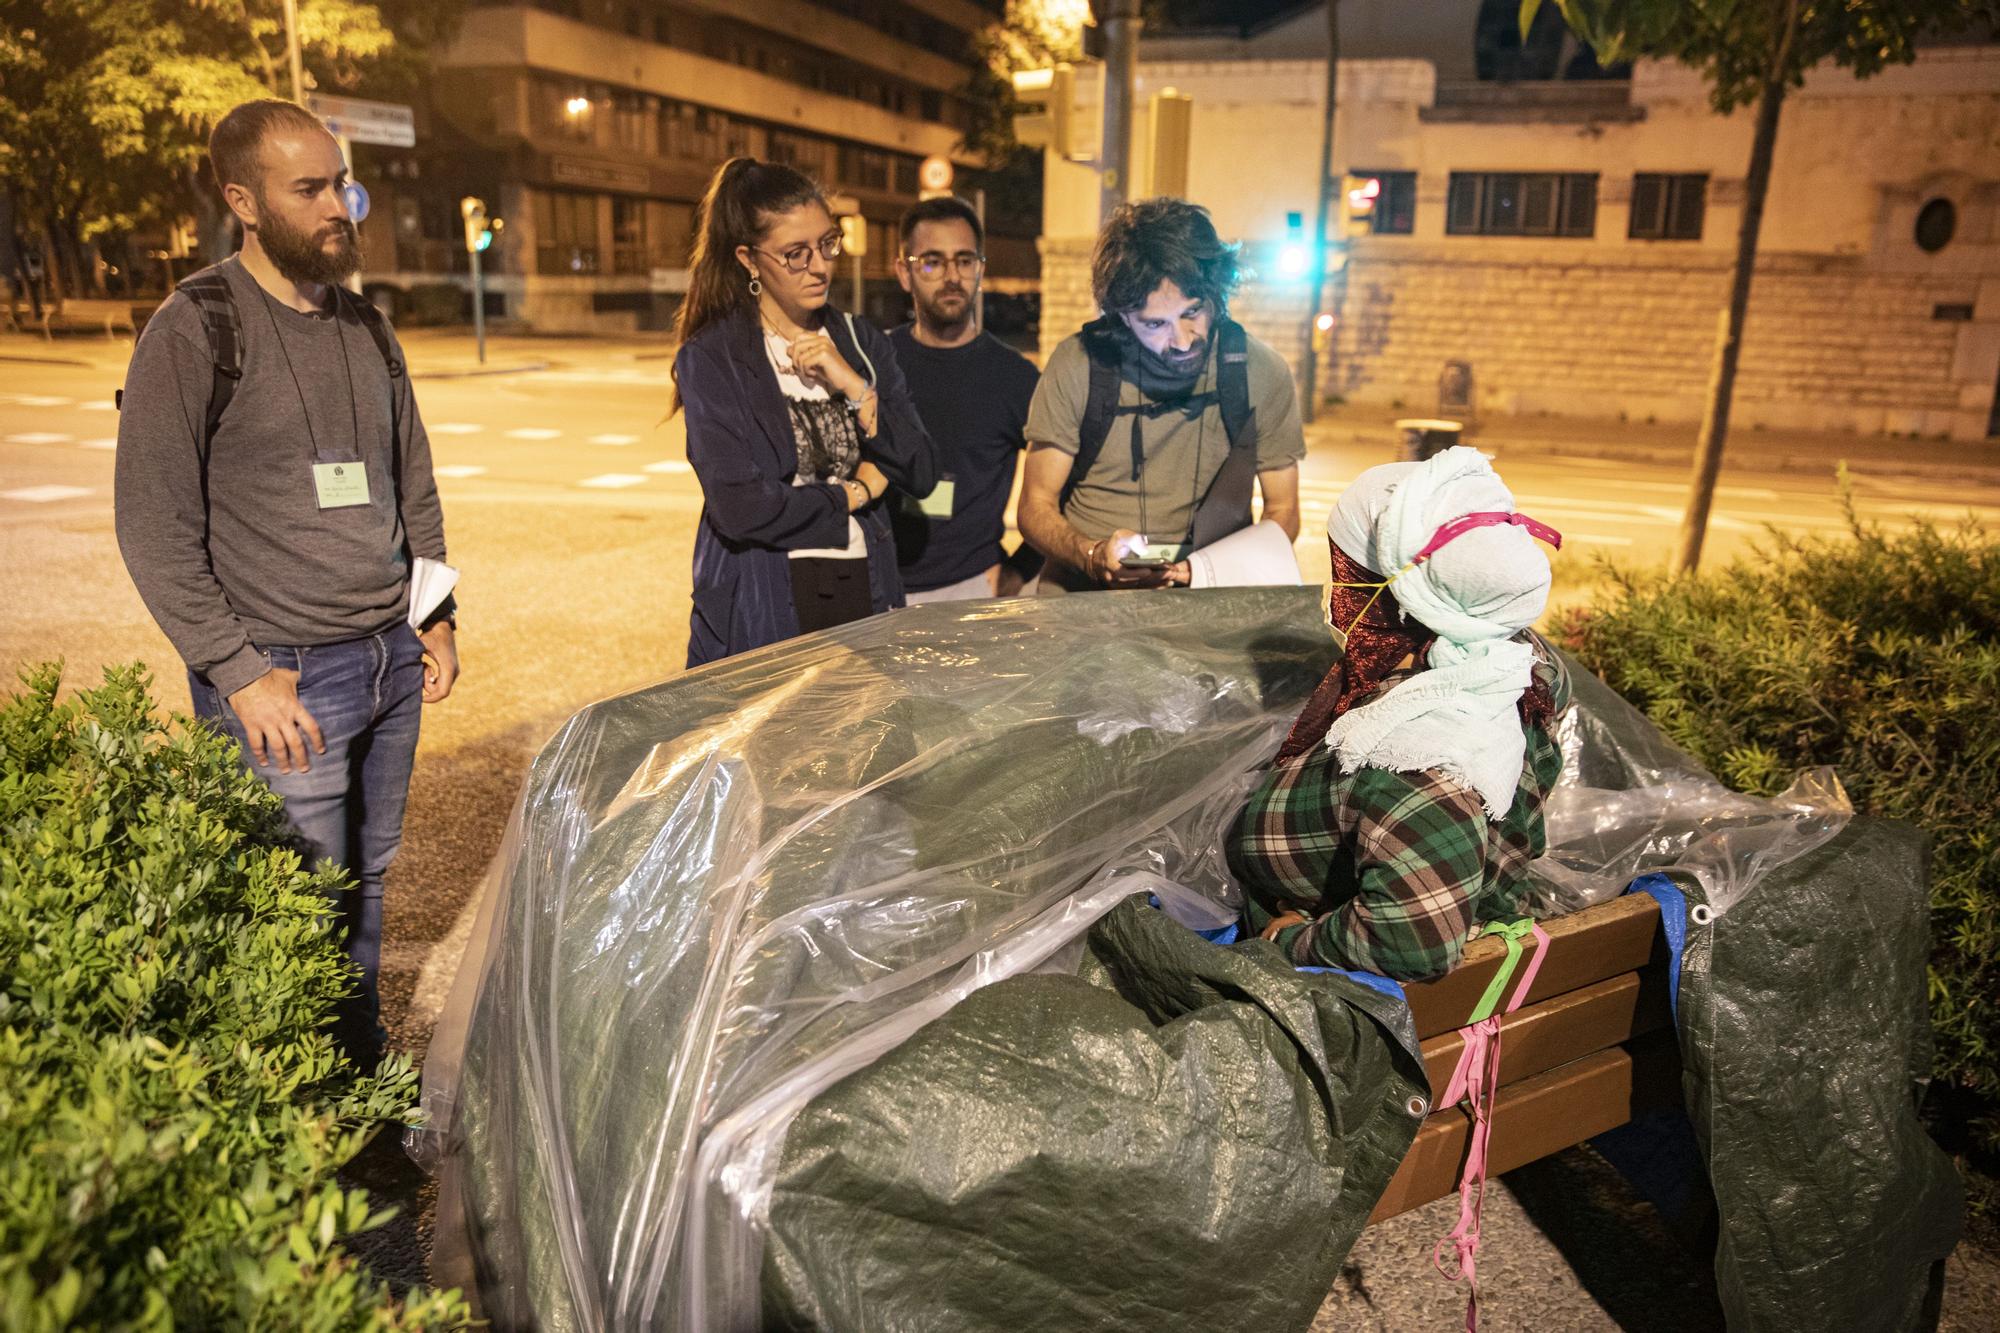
[{"left": 670, "top": 157, "right": 825, "bottom": 413}]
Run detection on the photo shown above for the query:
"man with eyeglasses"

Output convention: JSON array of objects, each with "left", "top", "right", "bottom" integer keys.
[{"left": 887, "top": 196, "right": 1042, "bottom": 602}]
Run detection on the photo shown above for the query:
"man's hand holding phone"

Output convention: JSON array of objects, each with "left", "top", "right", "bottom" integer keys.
[{"left": 1090, "top": 531, "right": 1190, "bottom": 588}]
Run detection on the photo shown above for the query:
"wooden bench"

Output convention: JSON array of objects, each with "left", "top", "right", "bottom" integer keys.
[
  {"left": 1370, "top": 893, "right": 1681, "bottom": 1221},
  {"left": 35, "top": 297, "right": 137, "bottom": 339}
]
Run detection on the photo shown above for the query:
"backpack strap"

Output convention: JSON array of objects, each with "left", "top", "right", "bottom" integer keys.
[
  {"left": 1214, "top": 317, "right": 1253, "bottom": 450},
  {"left": 338, "top": 288, "right": 405, "bottom": 470},
  {"left": 1062, "top": 315, "right": 1126, "bottom": 513},
  {"left": 173, "top": 266, "right": 245, "bottom": 440}
]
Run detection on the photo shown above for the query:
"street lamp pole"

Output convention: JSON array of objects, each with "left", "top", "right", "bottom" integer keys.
[
  {"left": 1096, "top": 0, "right": 1143, "bottom": 221},
  {"left": 280, "top": 0, "right": 305, "bottom": 102}
]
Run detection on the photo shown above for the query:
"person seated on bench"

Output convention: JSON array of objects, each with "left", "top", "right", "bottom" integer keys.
[{"left": 1227, "top": 447, "right": 1564, "bottom": 981}]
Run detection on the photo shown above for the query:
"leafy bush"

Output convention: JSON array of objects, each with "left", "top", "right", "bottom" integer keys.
[
  {"left": 0, "top": 664, "right": 468, "bottom": 1330},
  {"left": 1552, "top": 486, "right": 1999, "bottom": 1161}
]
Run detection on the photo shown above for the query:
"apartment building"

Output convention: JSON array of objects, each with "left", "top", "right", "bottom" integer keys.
[{"left": 353, "top": 0, "right": 1007, "bottom": 333}]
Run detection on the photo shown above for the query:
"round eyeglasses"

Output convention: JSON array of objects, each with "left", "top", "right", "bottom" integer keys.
[{"left": 756, "top": 235, "right": 843, "bottom": 272}]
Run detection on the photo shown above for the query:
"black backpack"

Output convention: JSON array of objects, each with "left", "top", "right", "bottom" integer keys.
[
  {"left": 117, "top": 263, "right": 404, "bottom": 444},
  {"left": 1064, "top": 313, "right": 1258, "bottom": 549}
]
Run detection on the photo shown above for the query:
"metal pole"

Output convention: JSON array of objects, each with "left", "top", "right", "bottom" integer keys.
[
  {"left": 1301, "top": 1, "right": 1340, "bottom": 424},
  {"left": 852, "top": 245, "right": 863, "bottom": 319},
  {"left": 281, "top": 0, "right": 306, "bottom": 102},
  {"left": 973, "top": 188, "right": 986, "bottom": 334},
  {"left": 1097, "top": 0, "right": 1143, "bottom": 221},
  {"left": 470, "top": 244, "right": 486, "bottom": 364}
]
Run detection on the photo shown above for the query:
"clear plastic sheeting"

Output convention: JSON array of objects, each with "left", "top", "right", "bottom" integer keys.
[
  {"left": 1528, "top": 661, "right": 1852, "bottom": 918},
  {"left": 419, "top": 588, "right": 1334, "bottom": 1331}
]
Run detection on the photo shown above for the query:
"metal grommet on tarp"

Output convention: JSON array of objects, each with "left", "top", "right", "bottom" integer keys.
[
  {"left": 1690, "top": 903, "right": 1714, "bottom": 926},
  {"left": 1406, "top": 1094, "right": 1429, "bottom": 1118}
]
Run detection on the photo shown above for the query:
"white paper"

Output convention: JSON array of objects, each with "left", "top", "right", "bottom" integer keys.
[
  {"left": 408, "top": 556, "right": 461, "bottom": 629},
  {"left": 1185, "top": 520, "right": 1302, "bottom": 589}
]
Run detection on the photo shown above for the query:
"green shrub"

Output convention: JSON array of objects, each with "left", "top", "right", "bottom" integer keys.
[
  {"left": 0, "top": 664, "right": 469, "bottom": 1331},
  {"left": 1552, "top": 485, "right": 1999, "bottom": 1161}
]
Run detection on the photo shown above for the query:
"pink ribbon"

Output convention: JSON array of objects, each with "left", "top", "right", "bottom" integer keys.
[{"left": 1431, "top": 921, "right": 1551, "bottom": 1331}]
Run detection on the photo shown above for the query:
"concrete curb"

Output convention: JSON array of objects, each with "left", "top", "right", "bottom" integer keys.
[
  {"left": 409, "top": 360, "right": 551, "bottom": 380},
  {"left": 0, "top": 352, "right": 98, "bottom": 369},
  {"left": 1477, "top": 435, "right": 2000, "bottom": 486}
]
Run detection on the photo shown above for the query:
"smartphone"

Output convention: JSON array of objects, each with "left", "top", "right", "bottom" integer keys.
[{"left": 1118, "top": 542, "right": 1183, "bottom": 569}]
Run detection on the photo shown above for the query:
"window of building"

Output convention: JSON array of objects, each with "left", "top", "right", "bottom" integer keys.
[
  {"left": 840, "top": 146, "right": 892, "bottom": 191},
  {"left": 611, "top": 91, "right": 651, "bottom": 154},
  {"left": 1446, "top": 172, "right": 1596, "bottom": 237},
  {"left": 612, "top": 197, "right": 649, "bottom": 274},
  {"left": 1349, "top": 169, "right": 1417, "bottom": 235},
  {"left": 533, "top": 77, "right": 597, "bottom": 143},
  {"left": 535, "top": 190, "right": 600, "bottom": 276},
  {"left": 1915, "top": 198, "right": 1956, "bottom": 253},
  {"left": 1629, "top": 173, "right": 1705, "bottom": 240}
]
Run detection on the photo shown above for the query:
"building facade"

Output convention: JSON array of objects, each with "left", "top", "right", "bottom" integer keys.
[
  {"left": 1039, "top": 0, "right": 2000, "bottom": 442},
  {"left": 352, "top": 0, "right": 1012, "bottom": 333}
]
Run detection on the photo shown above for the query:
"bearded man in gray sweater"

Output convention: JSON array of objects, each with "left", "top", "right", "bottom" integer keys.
[{"left": 115, "top": 99, "right": 458, "bottom": 1066}]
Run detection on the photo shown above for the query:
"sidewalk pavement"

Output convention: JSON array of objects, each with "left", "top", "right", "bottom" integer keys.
[{"left": 1309, "top": 403, "right": 2000, "bottom": 487}]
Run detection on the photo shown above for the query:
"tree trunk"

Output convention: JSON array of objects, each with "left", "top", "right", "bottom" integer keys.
[
  {"left": 1301, "top": 0, "right": 1341, "bottom": 424},
  {"left": 187, "top": 166, "right": 235, "bottom": 266},
  {"left": 1672, "top": 3, "right": 1799, "bottom": 575}
]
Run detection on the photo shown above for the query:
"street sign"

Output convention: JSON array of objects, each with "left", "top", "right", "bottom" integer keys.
[
  {"left": 918, "top": 155, "right": 954, "bottom": 193},
  {"left": 306, "top": 94, "right": 415, "bottom": 148}
]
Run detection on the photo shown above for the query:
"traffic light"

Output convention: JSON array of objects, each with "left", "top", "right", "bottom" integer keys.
[
  {"left": 1342, "top": 174, "right": 1382, "bottom": 238},
  {"left": 1278, "top": 210, "right": 1310, "bottom": 280},
  {"left": 1012, "top": 63, "right": 1079, "bottom": 160},
  {"left": 460, "top": 196, "right": 500, "bottom": 254}
]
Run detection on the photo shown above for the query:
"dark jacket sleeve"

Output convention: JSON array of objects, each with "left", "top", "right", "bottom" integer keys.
[
  {"left": 677, "top": 336, "right": 850, "bottom": 551},
  {"left": 852, "top": 318, "right": 937, "bottom": 498}
]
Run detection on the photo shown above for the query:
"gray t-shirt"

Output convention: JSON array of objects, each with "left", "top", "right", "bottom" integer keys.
[
  {"left": 1024, "top": 327, "right": 1305, "bottom": 548},
  {"left": 114, "top": 258, "right": 446, "bottom": 698}
]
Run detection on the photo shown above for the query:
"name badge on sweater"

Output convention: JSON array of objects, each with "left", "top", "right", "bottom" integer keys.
[
  {"left": 918, "top": 477, "right": 956, "bottom": 519},
  {"left": 313, "top": 460, "right": 371, "bottom": 509}
]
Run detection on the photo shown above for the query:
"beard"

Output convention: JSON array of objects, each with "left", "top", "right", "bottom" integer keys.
[
  {"left": 915, "top": 284, "right": 973, "bottom": 332},
  {"left": 255, "top": 200, "right": 360, "bottom": 287}
]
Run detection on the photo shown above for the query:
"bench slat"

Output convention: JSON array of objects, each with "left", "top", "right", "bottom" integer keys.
[
  {"left": 1400, "top": 893, "right": 1663, "bottom": 1040},
  {"left": 1368, "top": 1030, "right": 1682, "bottom": 1223},
  {"left": 1416, "top": 968, "right": 1671, "bottom": 1099}
]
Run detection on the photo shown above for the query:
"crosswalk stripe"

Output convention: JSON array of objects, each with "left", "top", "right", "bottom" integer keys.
[
  {"left": 1, "top": 395, "right": 72, "bottom": 407},
  {"left": 642, "top": 459, "right": 693, "bottom": 474},
  {"left": 80, "top": 438, "right": 117, "bottom": 450},
  {"left": 433, "top": 464, "right": 488, "bottom": 478},
  {"left": 2, "top": 484, "right": 92, "bottom": 503},
  {"left": 430, "top": 422, "right": 482, "bottom": 435},
  {"left": 578, "top": 473, "right": 647, "bottom": 489},
  {"left": 590, "top": 433, "right": 641, "bottom": 446},
  {"left": 5, "top": 432, "right": 75, "bottom": 445},
  {"left": 506, "top": 427, "right": 562, "bottom": 440}
]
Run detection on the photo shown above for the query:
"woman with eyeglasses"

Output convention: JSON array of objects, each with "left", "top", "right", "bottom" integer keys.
[{"left": 670, "top": 157, "right": 937, "bottom": 667}]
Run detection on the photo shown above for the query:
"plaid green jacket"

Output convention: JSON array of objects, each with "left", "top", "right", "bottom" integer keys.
[{"left": 1227, "top": 666, "right": 1564, "bottom": 982}]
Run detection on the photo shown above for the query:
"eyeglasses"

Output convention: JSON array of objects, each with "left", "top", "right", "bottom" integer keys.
[
  {"left": 904, "top": 252, "right": 985, "bottom": 280},
  {"left": 755, "top": 234, "right": 843, "bottom": 272}
]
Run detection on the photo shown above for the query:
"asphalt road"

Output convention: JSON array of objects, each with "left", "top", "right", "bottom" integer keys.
[{"left": 5, "top": 342, "right": 1997, "bottom": 1328}]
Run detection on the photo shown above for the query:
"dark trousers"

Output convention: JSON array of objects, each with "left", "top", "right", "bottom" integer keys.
[{"left": 789, "top": 557, "right": 874, "bottom": 634}]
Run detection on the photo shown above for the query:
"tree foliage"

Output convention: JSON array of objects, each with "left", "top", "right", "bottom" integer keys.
[
  {"left": 1534, "top": 0, "right": 1990, "bottom": 111},
  {"left": 0, "top": 1, "right": 456, "bottom": 286},
  {"left": 963, "top": 0, "right": 1090, "bottom": 162}
]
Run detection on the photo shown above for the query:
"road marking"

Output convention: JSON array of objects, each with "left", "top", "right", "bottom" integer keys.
[
  {"left": 1, "top": 395, "right": 72, "bottom": 407},
  {"left": 590, "top": 433, "right": 641, "bottom": 446},
  {"left": 642, "top": 459, "right": 693, "bottom": 474},
  {"left": 579, "top": 472, "right": 648, "bottom": 489},
  {"left": 430, "top": 422, "right": 483, "bottom": 435},
  {"left": 78, "top": 400, "right": 118, "bottom": 412},
  {"left": 506, "top": 427, "right": 562, "bottom": 441},
  {"left": 2, "top": 484, "right": 92, "bottom": 503},
  {"left": 79, "top": 438, "right": 117, "bottom": 450},
  {"left": 4, "top": 432, "right": 75, "bottom": 445},
  {"left": 433, "top": 464, "right": 488, "bottom": 478}
]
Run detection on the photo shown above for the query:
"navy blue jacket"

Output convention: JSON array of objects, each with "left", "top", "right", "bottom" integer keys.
[{"left": 679, "top": 303, "right": 937, "bottom": 667}]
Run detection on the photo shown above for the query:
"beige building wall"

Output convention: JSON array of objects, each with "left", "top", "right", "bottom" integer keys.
[{"left": 1039, "top": 47, "right": 2000, "bottom": 442}]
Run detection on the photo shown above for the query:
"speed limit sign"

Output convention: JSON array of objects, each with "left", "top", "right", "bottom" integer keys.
[{"left": 918, "top": 154, "right": 954, "bottom": 194}]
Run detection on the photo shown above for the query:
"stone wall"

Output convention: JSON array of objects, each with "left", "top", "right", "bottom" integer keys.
[{"left": 1330, "top": 242, "right": 1994, "bottom": 438}]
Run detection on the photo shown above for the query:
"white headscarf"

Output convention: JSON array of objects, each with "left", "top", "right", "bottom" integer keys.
[{"left": 1322, "top": 447, "right": 1552, "bottom": 817}]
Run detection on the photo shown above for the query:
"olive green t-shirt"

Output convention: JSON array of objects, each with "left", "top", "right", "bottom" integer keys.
[{"left": 1024, "top": 327, "right": 1306, "bottom": 552}]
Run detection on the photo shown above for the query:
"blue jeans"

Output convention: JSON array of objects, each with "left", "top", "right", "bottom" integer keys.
[{"left": 190, "top": 625, "right": 425, "bottom": 1054}]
